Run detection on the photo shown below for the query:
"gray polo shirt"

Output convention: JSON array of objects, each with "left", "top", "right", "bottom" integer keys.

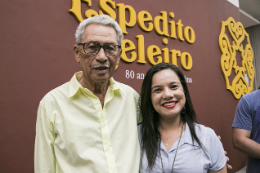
[{"left": 138, "top": 123, "right": 227, "bottom": 173}]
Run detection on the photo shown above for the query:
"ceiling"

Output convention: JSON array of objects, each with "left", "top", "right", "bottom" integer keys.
[{"left": 239, "top": 0, "right": 260, "bottom": 27}]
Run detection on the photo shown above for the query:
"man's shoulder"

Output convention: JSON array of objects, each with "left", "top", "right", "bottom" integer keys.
[
  {"left": 40, "top": 81, "right": 70, "bottom": 103},
  {"left": 243, "top": 89, "right": 260, "bottom": 101},
  {"left": 239, "top": 89, "right": 260, "bottom": 108},
  {"left": 115, "top": 81, "right": 138, "bottom": 95}
]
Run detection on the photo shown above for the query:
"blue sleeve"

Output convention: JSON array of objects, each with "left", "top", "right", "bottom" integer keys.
[
  {"left": 232, "top": 96, "right": 252, "bottom": 131},
  {"left": 207, "top": 128, "right": 227, "bottom": 171}
]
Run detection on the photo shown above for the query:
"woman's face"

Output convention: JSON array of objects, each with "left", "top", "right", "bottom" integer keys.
[{"left": 151, "top": 69, "right": 186, "bottom": 120}]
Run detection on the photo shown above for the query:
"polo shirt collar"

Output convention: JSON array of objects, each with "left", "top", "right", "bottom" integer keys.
[
  {"left": 69, "top": 71, "right": 123, "bottom": 98},
  {"left": 161, "top": 123, "right": 200, "bottom": 152},
  {"left": 181, "top": 123, "right": 200, "bottom": 147}
]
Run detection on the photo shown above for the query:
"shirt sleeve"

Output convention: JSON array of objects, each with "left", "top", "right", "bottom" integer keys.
[
  {"left": 206, "top": 128, "right": 227, "bottom": 171},
  {"left": 34, "top": 100, "right": 56, "bottom": 173},
  {"left": 232, "top": 96, "right": 252, "bottom": 131}
]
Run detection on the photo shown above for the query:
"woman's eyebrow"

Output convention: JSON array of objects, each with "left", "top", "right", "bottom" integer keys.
[
  {"left": 151, "top": 85, "right": 161, "bottom": 90},
  {"left": 151, "top": 81, "right": 180, "bottom": 89},
  {"left": 169, "top": 81, "right": 180, "bottom": 85}
]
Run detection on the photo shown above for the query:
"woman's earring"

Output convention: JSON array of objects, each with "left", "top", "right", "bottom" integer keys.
[{"left": 181, "top": 106, "right": 186, "bottom": 114}]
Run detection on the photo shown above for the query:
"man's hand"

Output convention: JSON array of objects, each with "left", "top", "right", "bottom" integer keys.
[{"left": 218, "top": 135, "right": 232, "bottom": 170}]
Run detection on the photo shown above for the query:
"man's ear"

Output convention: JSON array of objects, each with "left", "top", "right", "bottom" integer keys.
[
  {"left": 116, "top": 49, "right": 122, "bottom": 65},
  {"left": 73, "top": 45, "right": 80, "bottom": 63}
]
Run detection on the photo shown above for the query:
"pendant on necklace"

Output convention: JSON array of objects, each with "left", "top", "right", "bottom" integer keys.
[{"left": 166, "top": 143, "right": 168, "bottom": 146}]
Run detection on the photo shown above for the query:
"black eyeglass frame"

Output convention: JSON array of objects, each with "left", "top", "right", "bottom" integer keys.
[{"left": 77, "top": 42, "right": 121, "bottom": 56}]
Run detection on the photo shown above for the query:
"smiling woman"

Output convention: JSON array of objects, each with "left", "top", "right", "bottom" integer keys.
[{"left": 138, "top": 63, "right": 227, "bottom": 173}]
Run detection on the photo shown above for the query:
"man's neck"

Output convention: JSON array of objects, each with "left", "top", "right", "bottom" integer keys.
[{"left": 77, "top": 73, "right": 109, "bottom": 107}]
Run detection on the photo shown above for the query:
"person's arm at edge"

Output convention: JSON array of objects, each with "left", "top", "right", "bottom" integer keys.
[
  {"left": 232, "top": 127, "right": 260, "bottom": 159},
  {"left": 34, "top": 101, "right": 56, "bottom": 173}
]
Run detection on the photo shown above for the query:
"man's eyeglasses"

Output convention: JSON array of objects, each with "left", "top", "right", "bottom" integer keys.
[{"left": 78, "top": 42, "right": 121, "bottom": 56}]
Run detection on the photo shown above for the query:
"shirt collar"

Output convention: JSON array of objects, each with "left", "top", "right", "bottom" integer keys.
[
  {"left": 68, "top": 71, "right": 123, "bottom": 98},
  {"left": 181, "top": 123, "right": 200, "bottom": 147},
  {"left": 160, "top": 123, "right": 200, "bottom": 151}
]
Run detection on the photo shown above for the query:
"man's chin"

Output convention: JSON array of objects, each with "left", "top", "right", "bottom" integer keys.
[{"left": 93, "top": 76, "right": 111, "bottom": 84}]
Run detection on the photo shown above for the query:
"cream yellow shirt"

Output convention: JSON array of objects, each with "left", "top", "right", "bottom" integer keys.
[{"left": 34, "top": 72, "right": 141, "bottom": 173}]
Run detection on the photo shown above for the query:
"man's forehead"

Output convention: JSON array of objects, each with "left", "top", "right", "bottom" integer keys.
[{"left": 82, "top": 24, "right": 118, "bottom": 44}]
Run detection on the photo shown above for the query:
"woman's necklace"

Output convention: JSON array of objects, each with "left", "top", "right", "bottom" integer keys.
[
  {"left": 159, "top": 123, "right": 184, "bottom": 173},
  {"left": 164, "top": 137, "right": 176, "bottom": 146}
]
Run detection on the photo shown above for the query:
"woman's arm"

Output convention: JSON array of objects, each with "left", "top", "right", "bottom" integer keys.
[{"left": 205, "top": 127, "right": 227, "bottom": 173}]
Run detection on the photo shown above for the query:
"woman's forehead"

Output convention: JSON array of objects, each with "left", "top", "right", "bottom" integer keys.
[{"left": 152, "top": 69, "right": 180, "bottom": 84}]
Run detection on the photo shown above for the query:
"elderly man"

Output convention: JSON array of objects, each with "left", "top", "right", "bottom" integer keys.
[
  {"left": 34, "top": 15, "right": 140, "bottom": 173},
  {"left": 232, "top": 87, "right": 260, "bottom": 173}
]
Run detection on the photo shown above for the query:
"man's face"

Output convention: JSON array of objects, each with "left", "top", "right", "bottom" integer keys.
[{"left": 74, "top": 24, "right": 120, "bottom": 85}]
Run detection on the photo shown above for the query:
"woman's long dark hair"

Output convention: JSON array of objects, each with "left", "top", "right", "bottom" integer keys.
[{"left": 140, "top": 63, "right": 204, "bottom": 169}]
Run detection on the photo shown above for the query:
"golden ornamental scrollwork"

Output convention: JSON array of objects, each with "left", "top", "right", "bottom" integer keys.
[{"left": 219, "top": 17, "right": 254, "bottom": 99}]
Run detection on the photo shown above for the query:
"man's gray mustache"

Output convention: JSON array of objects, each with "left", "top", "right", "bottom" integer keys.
[{"left": 92, "top": 64, "right": 110, "bottom": 69}]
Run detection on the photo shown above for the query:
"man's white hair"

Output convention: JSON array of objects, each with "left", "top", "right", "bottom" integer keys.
[{"left": 75, "top": 15, "right": 124, "bottom": 45}]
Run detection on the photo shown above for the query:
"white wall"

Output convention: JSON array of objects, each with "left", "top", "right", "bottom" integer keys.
[{"left": 227, "top": 0, "right": 239, "bottom": 7}]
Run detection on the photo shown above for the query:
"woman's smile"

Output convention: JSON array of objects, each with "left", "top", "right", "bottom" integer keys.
[{"left": 162, "top": 101, "right": 177, "bottom": 108}]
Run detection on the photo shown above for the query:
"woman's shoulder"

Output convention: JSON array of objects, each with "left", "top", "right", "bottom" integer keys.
[
  {"left": 193, "top": 123, "right": 218, "bottom": 141},
  {"left": 194, "top": 124, "right": 227, "bottom": 170}
]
